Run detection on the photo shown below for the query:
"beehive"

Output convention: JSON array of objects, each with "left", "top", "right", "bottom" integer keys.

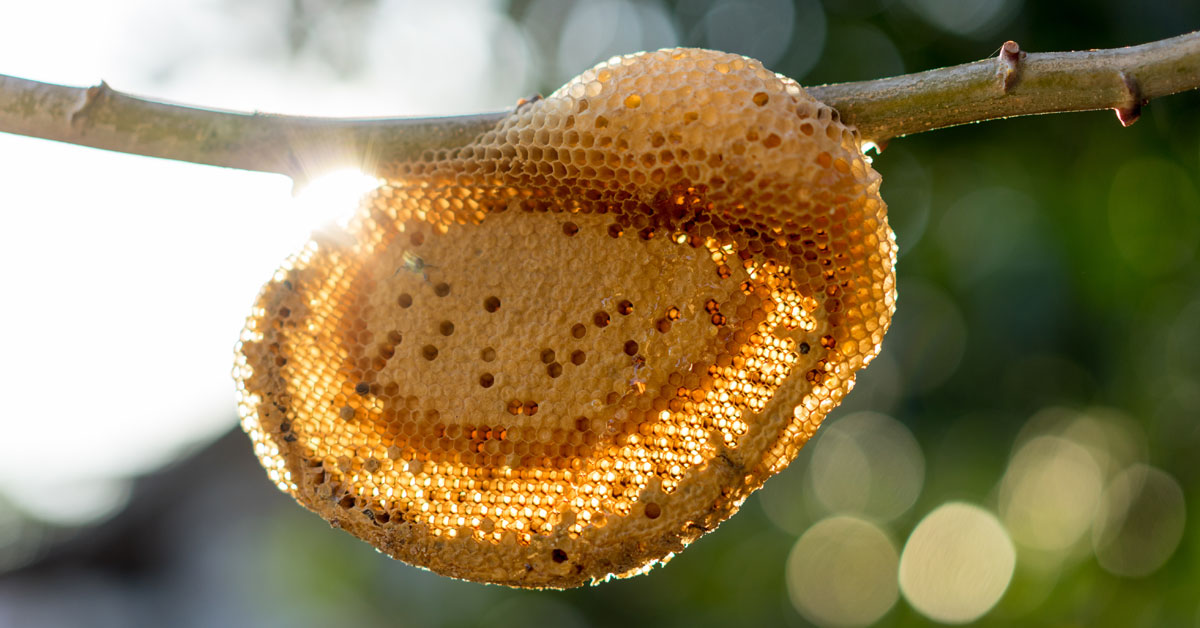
[{"left": 234, "top": 48, "right": 896, "bottom": 588}]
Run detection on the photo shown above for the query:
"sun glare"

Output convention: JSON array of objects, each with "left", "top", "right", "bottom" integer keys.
[
  {"left": 0, "top": 0, "right": 529, "bottom": 536},
  {"left": 291, "top": 169, "right": 381, "bottom": 230}
]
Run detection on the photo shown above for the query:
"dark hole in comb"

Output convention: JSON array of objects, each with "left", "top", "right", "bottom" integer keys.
[
  {"left": 594, "top": 311, "right": 610, "bottom": 327},
  {"left": 398, "top": 293, "right": 413, "bottom": 308},
  {"left": 479, "top": 373, "right": 494, "bottom": 388},
  {"left": 434, "top": 282, "right": 451, "bottom": 297},
  {"left": 552, "top": 549, "right": 568, "bottom": 563},
  {"left": 484, "top": 296, "right": 501, "bottom": 312},
  {"left": 644, "top": 502, "right": 661, "bottom": 519}
]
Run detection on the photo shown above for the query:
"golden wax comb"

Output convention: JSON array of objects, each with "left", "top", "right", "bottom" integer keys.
[{"left": 234, "top": 48, "right": 896, "bottom": 588}]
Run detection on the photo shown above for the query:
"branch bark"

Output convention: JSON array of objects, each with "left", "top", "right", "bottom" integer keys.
[
  {"left": 0, "top": 74, "right": 504, "bottom": 184},
  {"left": 806, "top": 31, "right": 1200, "bottom": 144},
  {"left": 1, "top": 31, "right": 1198, "bottom": 182}
]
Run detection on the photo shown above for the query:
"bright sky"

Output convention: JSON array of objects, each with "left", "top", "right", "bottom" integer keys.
[{"left": 0, "top": 0, "right": 532, "bottom": 524}]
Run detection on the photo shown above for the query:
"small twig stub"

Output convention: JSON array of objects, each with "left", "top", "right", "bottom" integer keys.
[
  {"left": 1116, "top": 71, "right": 1146, "bottom": 127},
  {"left": 997, "top": 40, "right": 1026, "bottom": 93},
  {"left": 69, "top": 80, "right": 112, "bottom": 127}
]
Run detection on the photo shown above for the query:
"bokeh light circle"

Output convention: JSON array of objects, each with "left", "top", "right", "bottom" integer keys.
[
  {"left": 903, "top": 0, "right": 1021, "bottom": 38},
  {"left": 786, "top": 516, "right": 899, "bottom": 627},
  {"left": 817, "top": 23, "right": 904, "bottom": 82},
  {"left": 809, "top": 412, "right": 924, "bottom": 521},
  {"left": 1016, "top": 407, "right": 1148, "bottom": 480},
  {"left": 556, "top": 0, "right": 678, "bottom": 86},
  {"left": 702, "top": 0, "right": 794, "bottom": 68},
  {"left": 1092, "top": 464, "right": 1186, "bottom": 578},
  {"left": 899, "top": 502, "right": 1015, "bottom": 624},
  {"left": 999, "top": 435, "right": 1103, "bottom": 553}
]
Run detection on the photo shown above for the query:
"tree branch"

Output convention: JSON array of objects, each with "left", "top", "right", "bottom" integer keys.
[
  {"left": 0, "top": 74, "right": 504, "bottom": 184},
  {"left": 807, "top": 31, "right": 1200, "bottom": 144},
  {"left": 1, "top": 31, "right": 1198, "bottom": 182}
]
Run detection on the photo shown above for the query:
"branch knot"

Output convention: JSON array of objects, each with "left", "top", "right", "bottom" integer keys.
[
  {"left": 1116, "top": 71, "right": 1146, "bottom": 127},
  {"left": 996, "top": 40, "right": 1026, "bottom": 93},
  {"left": 69, "top": 80, "right": 112, "bottom": 128}
]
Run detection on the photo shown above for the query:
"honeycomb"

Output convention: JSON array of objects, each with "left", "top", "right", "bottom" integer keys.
[{"left": 234, "top": 48, "right": 896, "bottom": 588}]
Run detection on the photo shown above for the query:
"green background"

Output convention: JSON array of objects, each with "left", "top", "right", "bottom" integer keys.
[{"left": 2, "top": 1, "right": 1198, "bottom": 626}]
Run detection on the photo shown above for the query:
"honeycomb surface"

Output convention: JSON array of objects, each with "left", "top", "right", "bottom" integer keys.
[{"left": 234, "top": 48, "right": 896, "bottom": 588}]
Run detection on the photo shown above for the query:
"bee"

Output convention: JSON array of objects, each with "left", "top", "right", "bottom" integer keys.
[
  {"left": 629, "top": 355, "right": 647, "bottom": 395},
  {"left": 515, "top": 93, "right": 543, "bottom": 110},
  {"left": 394, "top": 251, "right": 436, "bottom": 281}
]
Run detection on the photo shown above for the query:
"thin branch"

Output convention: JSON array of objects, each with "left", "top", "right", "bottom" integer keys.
[
  {"left": 1, "top": 31, "right": 1198, "bottom": 182},
  {"left": 0, "top": 74, "right": 504, "bottom": 183},
  {"left": 807, "top": 31, "right": 1200, "bottom": 144}
]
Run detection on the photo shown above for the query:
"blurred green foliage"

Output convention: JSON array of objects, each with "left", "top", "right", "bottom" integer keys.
[{"left": 240, "top": 1, "right": 1200, "bottom": 626}]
